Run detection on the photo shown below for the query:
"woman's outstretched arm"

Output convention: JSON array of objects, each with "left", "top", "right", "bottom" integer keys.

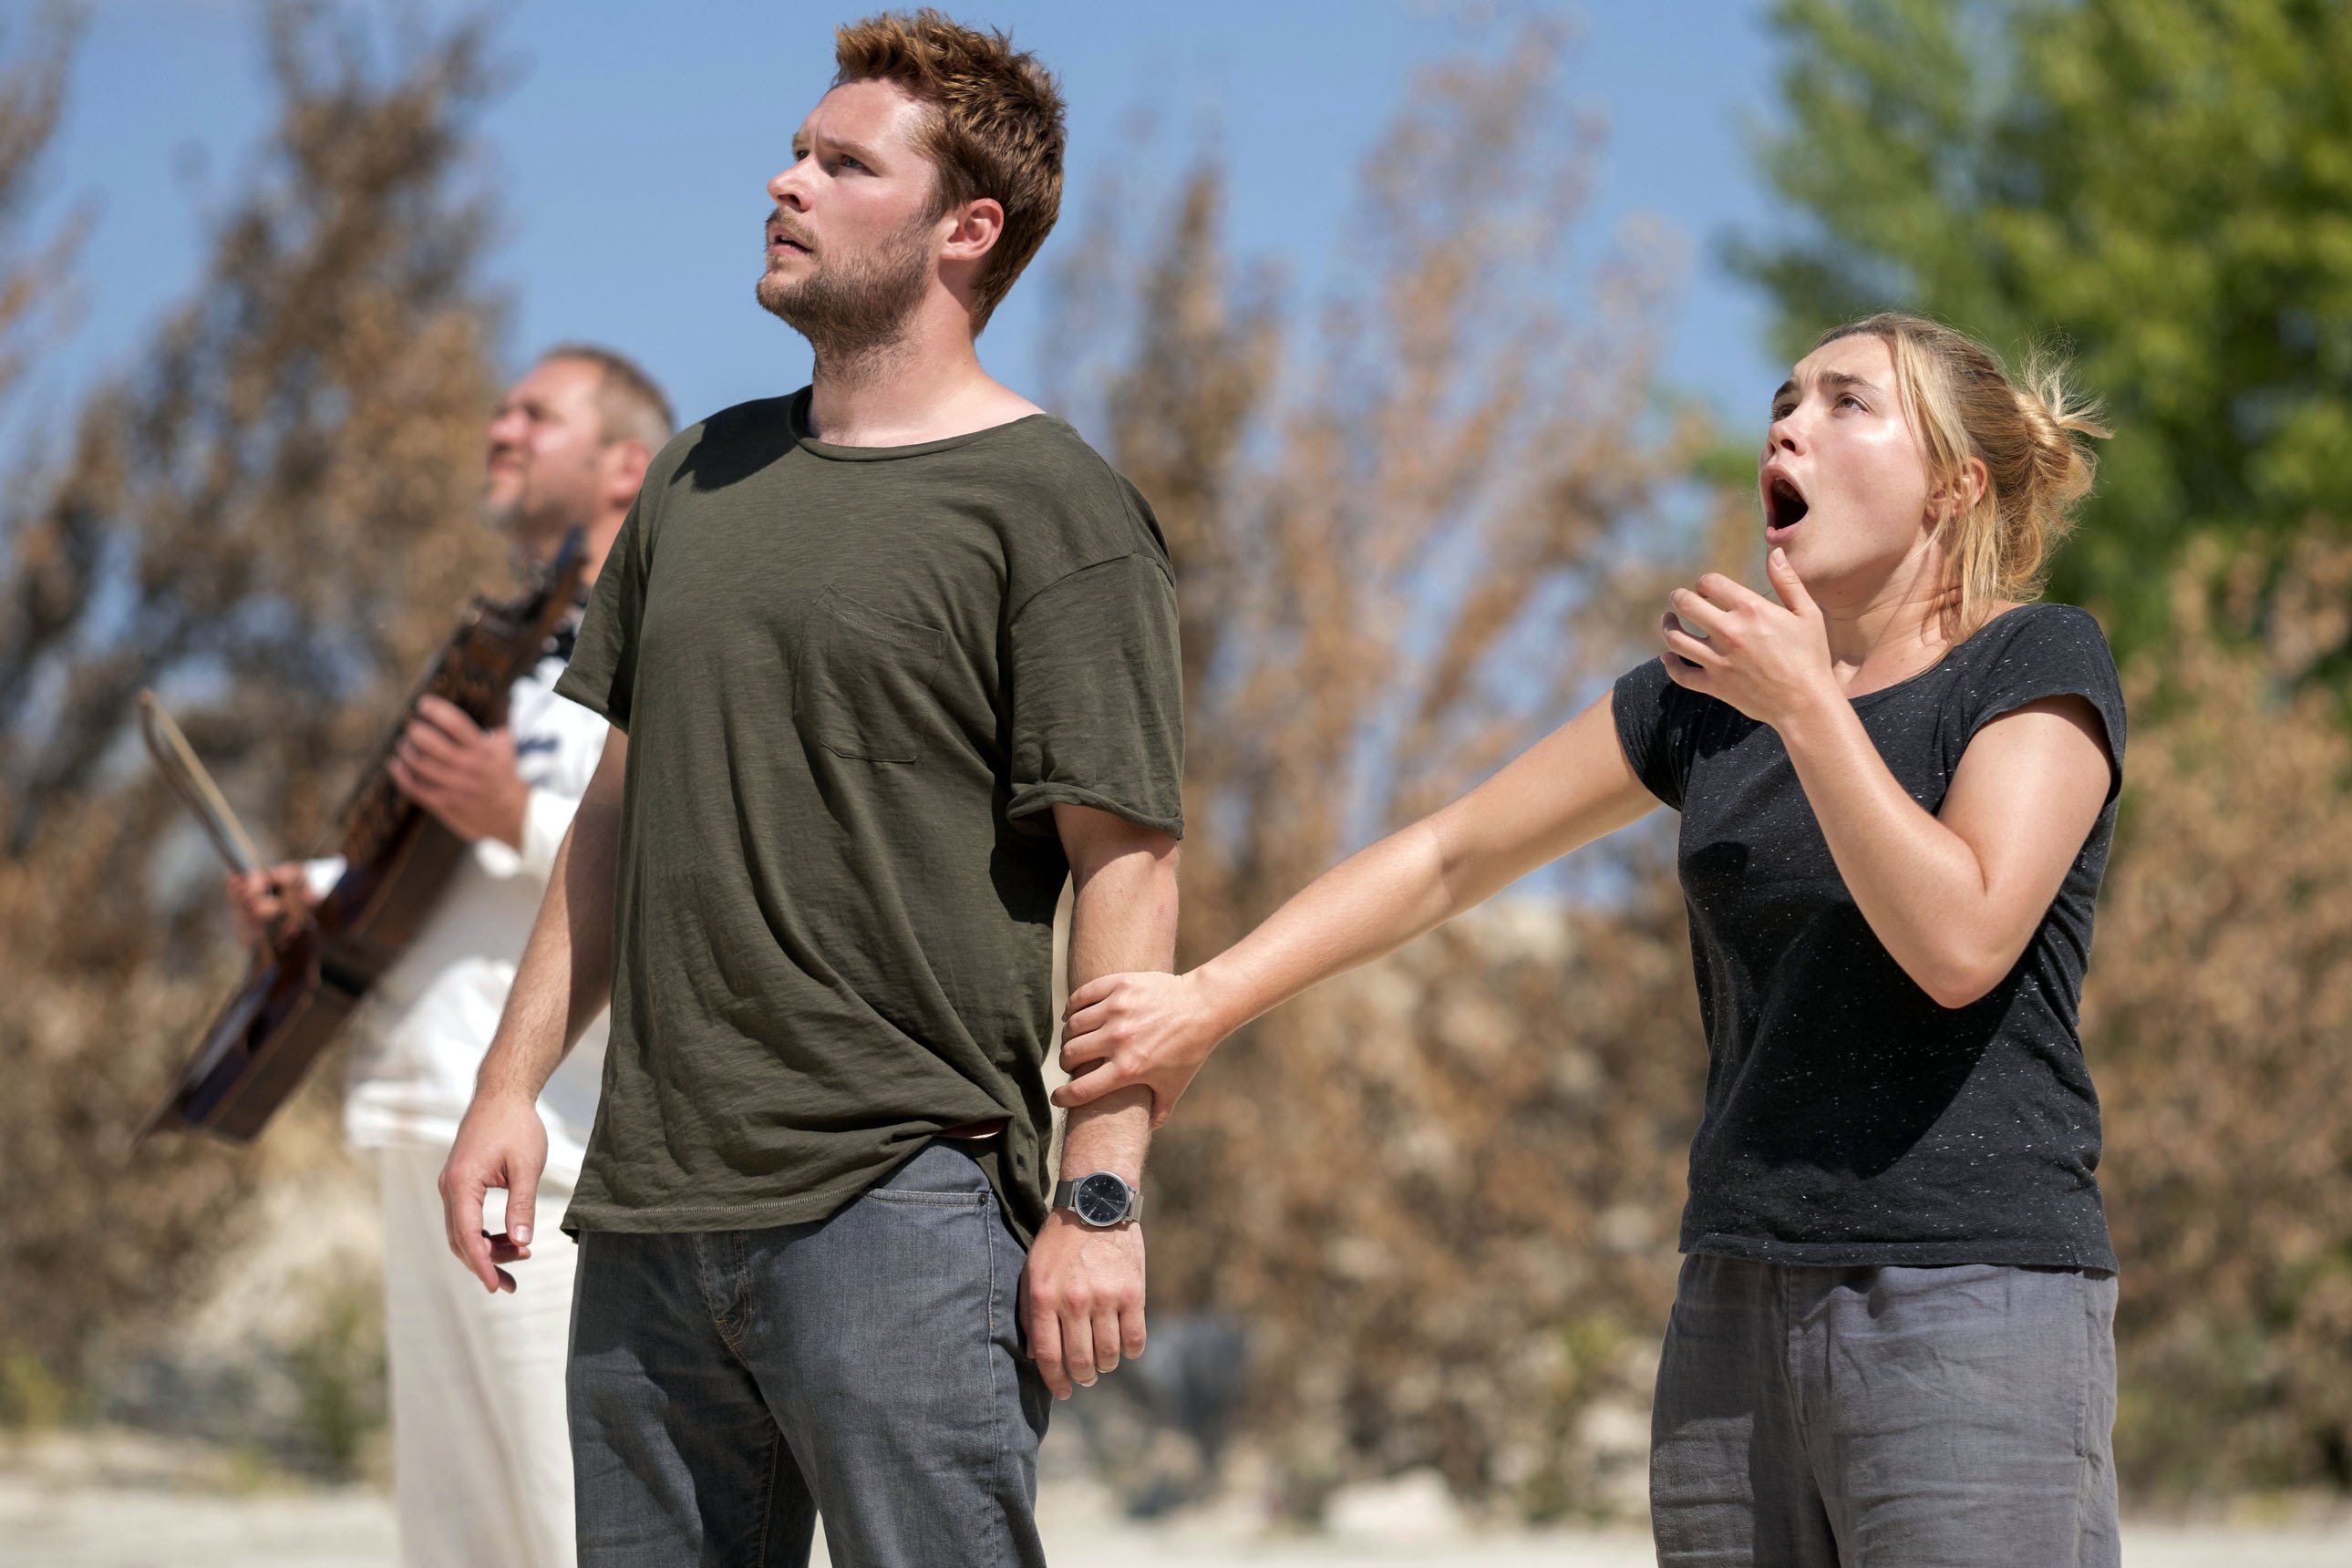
[{"left": 1054, "top": 692, "right": 1657, "bottom": 1123}]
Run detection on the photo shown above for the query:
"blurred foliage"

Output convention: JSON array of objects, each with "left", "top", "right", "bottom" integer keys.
[
  {"left": 1045, "top": 1, "right": 2352, "bottom": 1513},
  {"left": 1047, "top": 18, "right": 1718, "bottom": 1516},
  {"left": 282, "top": 1264, "right": 390, "bottom": 1480},
  {"left": 1739, "top": 0, "right": 2352, "bottom": 665},
  {"left": 0, "top": 1, "right": 503, "bottom": 1413},
  {"left": 2089, "top": 537, "right": 2352, "bottom": 1495}
]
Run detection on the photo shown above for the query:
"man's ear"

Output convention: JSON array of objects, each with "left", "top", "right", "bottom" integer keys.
[
  {"left": 602, "top": 439, "right": 652, "bottom": 510},
  {"left": 939, "top": 196, "right": 1005, "bottom": 266}
]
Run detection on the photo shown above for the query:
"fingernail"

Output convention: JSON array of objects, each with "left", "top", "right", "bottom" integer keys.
[{"left": 513, "top": 1224, "right": 531, "bottom": 1246}]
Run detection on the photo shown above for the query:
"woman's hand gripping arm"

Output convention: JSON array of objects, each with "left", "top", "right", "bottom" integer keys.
[{"left": 1052, "top": 695, "right": 1657, "bottom": 1124}]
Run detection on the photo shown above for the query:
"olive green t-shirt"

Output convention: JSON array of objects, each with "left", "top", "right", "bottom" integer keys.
[{"left": 552, "top": 389, "right": 1184, "bottom": 1244}]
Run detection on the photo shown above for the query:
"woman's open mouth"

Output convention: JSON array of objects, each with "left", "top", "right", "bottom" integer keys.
[{"left": 1764, "top": 472, "right": 1810, "bottom": 538}]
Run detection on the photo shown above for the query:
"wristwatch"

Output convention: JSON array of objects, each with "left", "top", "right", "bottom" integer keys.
[{"left": 1053, "top": 1171, "right": 1142, "bottom": 1227}]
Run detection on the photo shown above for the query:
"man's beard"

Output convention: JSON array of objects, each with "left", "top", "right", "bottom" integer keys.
[
  {"left": 757, "top": 212, "right": 934, "bottom": 374},
  {"left": 480, "top": 480, "right": 531, "bottom": 548},
  {"left": 480, "top": 473, "right": 581, "bottom": 556}
]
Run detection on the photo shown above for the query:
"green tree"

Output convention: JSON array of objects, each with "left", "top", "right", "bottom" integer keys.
[{"left": 1739, "top": 0, "right": 2352, "bottom": 661}]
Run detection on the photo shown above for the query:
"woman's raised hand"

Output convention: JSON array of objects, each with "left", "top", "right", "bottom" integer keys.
[
  {"left": 1661, "top": 549, "right": 1839, "bottom": 730},
  {"left": 1053, "top": 969, "right": 1228, "bottom": 1129}
]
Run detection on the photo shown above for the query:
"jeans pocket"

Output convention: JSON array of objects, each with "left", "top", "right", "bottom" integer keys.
[
  {"left": 865, "top": 1188, "right": 991, "bottom": 1207},
  {"left": 797, "top": 592, "right": 945, "bottom": 763},
  {"left": 866, "top": 1141, "right": 994, "bottom": 1205}
]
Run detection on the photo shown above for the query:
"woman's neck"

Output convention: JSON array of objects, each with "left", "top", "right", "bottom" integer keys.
[{"left": 1817, "top": 546, "right": 1965, "bottom": 697}]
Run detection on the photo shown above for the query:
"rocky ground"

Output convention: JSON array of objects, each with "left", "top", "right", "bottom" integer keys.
[{"left": 5, "top": 1429, "right": 2347, "bottom": 1567}]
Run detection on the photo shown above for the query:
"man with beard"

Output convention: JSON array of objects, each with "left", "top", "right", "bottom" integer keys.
[
  {"left": 227, "top": 345, "right": 671, "bottom": 1568},
  {"left": 438, "top": 12, "right": 1183, "bottom": 1566}
]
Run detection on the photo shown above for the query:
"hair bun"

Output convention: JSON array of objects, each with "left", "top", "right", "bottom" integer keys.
[{"left": 2017, "top": 356, "right": 2107, "bottom": 513}]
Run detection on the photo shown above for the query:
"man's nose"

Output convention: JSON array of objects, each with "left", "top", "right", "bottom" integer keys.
[{"left": 768, "top": 164, "right": 810, "bottom": 210}]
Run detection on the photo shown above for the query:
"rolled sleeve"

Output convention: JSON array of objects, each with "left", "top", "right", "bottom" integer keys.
[
  {"left": 1005, "top": 553, "right": 1185, "bottom": 838},
  {"left": 553, "top": 499, "right": 648, "bottom": 734}
]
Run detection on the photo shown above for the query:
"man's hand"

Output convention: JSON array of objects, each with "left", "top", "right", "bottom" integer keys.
[
  {"left": 389, "top": 695, "right": 529, "bottom": 849},
  {"left": 1019, "top": 1210, "right": 1146, "bottom": 1400},
  {"left": 438, "top": 1091, "right": 549, "bottom": 1295},
  {"left": 224, "top": 861, "right": 318, "bottom": 948}
]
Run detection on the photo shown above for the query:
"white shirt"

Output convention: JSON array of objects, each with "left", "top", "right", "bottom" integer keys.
[{"left": 306, "top": 651, "right": 609, "bottom": 1187}]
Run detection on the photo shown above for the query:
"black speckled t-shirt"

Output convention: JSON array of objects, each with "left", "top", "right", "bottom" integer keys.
[{"left": 1613, "top": 603, "right": 2127, "bottom": 1270}]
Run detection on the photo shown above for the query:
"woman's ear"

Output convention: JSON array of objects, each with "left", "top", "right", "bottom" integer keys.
[
  {"left": 1950, "top": 456, "right": 1990, "bottom": 517},
  {"left": 1928, "top": 457, "right": 1991, "bottom": 523},
  {"left": 1961, "top": 455, "right": 1989, "bottom": 513}
]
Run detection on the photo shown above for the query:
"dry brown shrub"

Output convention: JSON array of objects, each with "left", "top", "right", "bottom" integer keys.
[
  {"left": 0, "top": 4, "right": 504, "bottom": 1421},
  {"left": 2090, "top": 533, "right": 2352, "bottom": 1497},
  {"left": 1047, "top": 21, "right": 1717, "bottom": 1515},
  {"left": 1056, "top": 18, "right": 2352, "bottom": 1511}
]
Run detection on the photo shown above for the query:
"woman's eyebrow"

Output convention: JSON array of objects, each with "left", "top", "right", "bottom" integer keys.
[{"left": 1819, "top": 370, "right": 1880, "bottom": 397}]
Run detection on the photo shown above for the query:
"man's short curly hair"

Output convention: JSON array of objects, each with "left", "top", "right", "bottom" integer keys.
[{"left": 832, "top": 9, "right": 1065, "bottom": 333}]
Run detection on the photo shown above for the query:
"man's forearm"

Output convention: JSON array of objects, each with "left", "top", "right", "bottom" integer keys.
[
  {"left": 477, "top": 794, "right": 619, "bottom": 1104},
  {"left": 1025, "top": 808, "right": 1179, "bottom": 1397},
  {"left": 1058, "top": 841, "right": 1179, "bottom": 1182},
  {"left": 1059, "top": 1079, "right": 1151, "bottom": 1183}
]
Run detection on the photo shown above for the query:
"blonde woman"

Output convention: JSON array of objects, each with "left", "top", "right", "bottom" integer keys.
[{"left": 1056, "top": 314, "right": 2126, "bottom": 1564}]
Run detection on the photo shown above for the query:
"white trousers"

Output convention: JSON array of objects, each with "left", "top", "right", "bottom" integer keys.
[{"left": 372, "top": 1143, "right": 579, "bottom": 1568}]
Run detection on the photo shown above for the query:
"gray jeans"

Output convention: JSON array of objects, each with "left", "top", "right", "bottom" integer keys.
[
  {"left": 1650, "top": 1254, "right": 2120, "bottom": 1567},
  {"left": 567, "top": 1142, "right": 1050, "bottom": 1567}
]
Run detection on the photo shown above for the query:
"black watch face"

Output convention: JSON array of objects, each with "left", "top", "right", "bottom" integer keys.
[{"left": 1072, "top": 1171, "right": 1131, "bottom": 1226}]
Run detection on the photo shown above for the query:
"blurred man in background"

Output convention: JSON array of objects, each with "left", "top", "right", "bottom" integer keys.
[{"left": 224, "top": 344, "right": 671, "bottom": 1568}]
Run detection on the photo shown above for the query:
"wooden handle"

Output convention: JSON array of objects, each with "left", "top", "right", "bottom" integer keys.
[{"left": 137, "top": 690, "right": 265, "bottom": 876}]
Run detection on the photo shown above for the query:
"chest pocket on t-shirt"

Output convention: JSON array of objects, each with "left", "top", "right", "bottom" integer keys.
[{"left": 798, "top": 593, "right": 946, "bottom": 763}]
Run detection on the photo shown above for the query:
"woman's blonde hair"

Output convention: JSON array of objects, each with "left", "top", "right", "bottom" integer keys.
[{"left": 1813, "top": 313, "right": 2110, "bottom": 634}]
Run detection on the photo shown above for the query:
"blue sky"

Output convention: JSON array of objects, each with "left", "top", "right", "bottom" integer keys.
[{"left": 27, "top": 1, "right": 1790, "bottom": 453}]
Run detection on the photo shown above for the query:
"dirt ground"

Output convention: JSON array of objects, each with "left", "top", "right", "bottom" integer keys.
[{"left": 4, "top": 1431, "right": 2347, "bottom": 1567}]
